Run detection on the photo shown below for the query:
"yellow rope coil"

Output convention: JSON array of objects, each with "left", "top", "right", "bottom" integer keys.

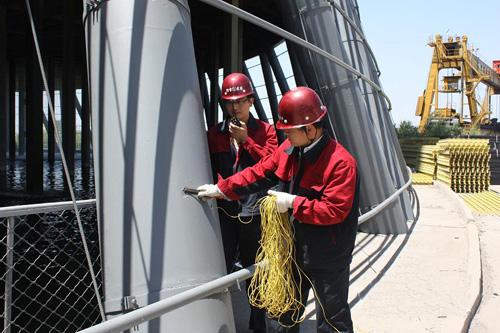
[
  {"left": 247, "top": 195, "right": 304, "bottom": 321},
  {"left": 221, "top": 195, "right": 341, "bottom": 331},
  {"left": 248, "top": 195, "right": 341, "bottom": 332}
]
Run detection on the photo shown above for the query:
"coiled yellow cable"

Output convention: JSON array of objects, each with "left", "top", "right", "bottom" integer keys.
[
  {"left": 247, "top": 195, "right": 341, "bottom": 332},
  {"left": 247, "top": 195, "right": 304, "bottom": 321}
]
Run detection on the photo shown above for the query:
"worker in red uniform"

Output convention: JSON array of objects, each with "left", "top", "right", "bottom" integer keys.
[
  {"left": 207, "top": 72, "right": 277, "bottom": 333},
  {"left": 198, "top": 86, "right": 359, "bottom": 333}
]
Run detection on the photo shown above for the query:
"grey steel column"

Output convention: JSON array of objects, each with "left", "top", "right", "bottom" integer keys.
[
  {"left": 280, "top": 0, "right": 407, "bottom": 234},
  {"left": 9, "top": 62, "right": 16, "bottom": 161},
  {"left": 336, "top": 0, "right": 414, "bottom": 223},
  {"left": 25, "top": 0, "right": 43, "bottom": 194},
  {"left": 243, "top": 63, "right": 268, "bottom": 122},
  {"left": 47, "top": 59, "right": 55, "bottom": 165},
  {"left": 0, "top": 2, "right": 7, "bottom": 190},
  {"left": 18, "top": 63, "right": 26, "bottom": 157},
  {"left": 223, "top": 0, "right": 243, "bottom": 74},
  {"left": 260, "top": 53, "right": 279, "bottom": 122},
  {"left": 209, "top": 32, "right": 220, "bottom": 127},
  {"left": 285, "top": 40, "right": 307, "bottom": 86},
  {"left": 260, "top": 52, "right": 285, "bottom": 142},
  {"left": 81, "top": 61, "right": 91, "bottom": 169},
  {"left": 62, "top": 0, "right": 76, "bottom": 177},
  {"left": 267, "top": 49, "right": 290, "bottom": 95},
  {"left": 87, "top": 1, "right": 234, "bottom": 332}
]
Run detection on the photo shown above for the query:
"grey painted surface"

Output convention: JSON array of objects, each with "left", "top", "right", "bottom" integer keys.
[
  {"left": 87, "top": 0, "right": 234, "bottom": 331},
  {"left": 335, "top": 0, "right": 414, "bottom": 223},
  {"left": 280, "top": 0, "right": 408, "bottom": 234}
]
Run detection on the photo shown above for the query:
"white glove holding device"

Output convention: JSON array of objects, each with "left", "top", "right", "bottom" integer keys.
[{"left": 197, "top": 184, "right": 223, "bottom": 200}]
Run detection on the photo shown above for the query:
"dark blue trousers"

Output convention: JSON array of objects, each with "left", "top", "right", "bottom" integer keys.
[{"left": 266, "top": 261, "right": 353, "bottom": 333}]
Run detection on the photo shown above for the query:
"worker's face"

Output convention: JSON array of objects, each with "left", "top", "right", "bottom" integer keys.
[
  {"left": 224, "top": 96, "right": 253, "bottom": 122},
  {"left": 283, "top": 125, "right": 314, "bottom": 147}
]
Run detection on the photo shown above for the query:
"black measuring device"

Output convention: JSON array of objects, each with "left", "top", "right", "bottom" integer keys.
[{"left": 182, "top": 187, "right": 201, "bottom": 195}]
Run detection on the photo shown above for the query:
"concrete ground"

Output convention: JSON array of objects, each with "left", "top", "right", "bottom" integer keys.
[
  {"left": 232, "top": 183, "right": 495, "bottom": 332},
  {"left": 468, "top": 185, "right": 500, "bottom": 333}
]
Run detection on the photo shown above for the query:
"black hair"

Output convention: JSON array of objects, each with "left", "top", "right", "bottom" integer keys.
[
  {"left": 300, "top": 119, "right": 325, "bottom": 136},
  {"left": 313, "top": 119, "right": 326, "bottom": 129}
]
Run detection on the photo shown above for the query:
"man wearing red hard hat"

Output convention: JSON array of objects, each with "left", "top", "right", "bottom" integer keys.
[
  {"left": 206, "top": 72, "right": 277, "bottom": 333},
  {"left": 198, "top": 86, "right": 359, "bottom": 333}
]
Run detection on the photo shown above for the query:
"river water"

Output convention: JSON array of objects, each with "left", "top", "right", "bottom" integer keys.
[{"left": 1, "top": 158, "right": 95, "bottom": 207}]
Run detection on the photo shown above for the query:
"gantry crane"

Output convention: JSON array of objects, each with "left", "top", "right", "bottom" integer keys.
[{"left": 416, "top": 35, "right": 500, "bottom": 133}]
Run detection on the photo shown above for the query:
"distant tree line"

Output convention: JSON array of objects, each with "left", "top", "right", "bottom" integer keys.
[{"left": 396, "top": 121, "right": 464, "bottom": 139}]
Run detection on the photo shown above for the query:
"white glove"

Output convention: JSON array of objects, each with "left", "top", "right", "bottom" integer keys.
[
  {"left": 268, "top": 190, "right": 296, "bottom": 213},
  {"left": 197, "top": 184, "right": 223, "bottom": 200}
]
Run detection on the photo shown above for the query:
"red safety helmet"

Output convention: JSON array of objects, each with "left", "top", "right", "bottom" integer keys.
[
  {"left": 221, "top": 73, "right": 254, "bottom": 101},
  {"left": 276, "top": 87, "right": 327, "bottom": 130}
]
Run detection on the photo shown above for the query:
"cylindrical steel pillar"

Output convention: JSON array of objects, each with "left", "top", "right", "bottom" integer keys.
[
  {"left": 280, "top": 0, "right": 407, "bottom": 234},
  {"left": 285, "top": 40, "right": 307, "bottom": 86},
  {"left": 260, "top": 53, "right": 279, "bottom": 122},
  {"left": 223, "top": 0, "right": 243, "bottom": 74},
  {"left": 9, "top": 62, "right": 16, "bottom": 162},
  {"left": 267, "top": 49, "right": 290, "bottom": 95},
  {"left": 0, "top": 2, "right": 7, "bottom": 190},
  {"left": 208, "top": 32, "right": 220, "bottom": 127},
  {"left": 47, "top": 59, "right": 55, "bottom": 165},
  {"left": 25, "top": 0, "right": 43, "bottom": 195},
  {"left": 260, "top": 52, "right": 285, "bottom": 142},
  {"left": 18, "top": 64, "right": 26, "bottom": 158},
  {"left": 243, "top": 63, "right": 268, "bottom": 122},
  {"left": 81, "top": 61, "right": 91, "bottom": 170},
  {"left": 335, "top": 0, "right": 414, "bottom": 225},
  {"left": 87, "top": 1, "right": 234, "bottom": 331},
  {"left": 62, "top": 0, "right": 76, "bottom": 178}
]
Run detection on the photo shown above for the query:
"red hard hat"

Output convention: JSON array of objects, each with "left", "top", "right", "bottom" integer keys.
[
  {"left": 276, "top": 87, "right": 327, "bottom": 130},
  {"left": 221, "top": 73, "right": 254, "bottom": 100}
]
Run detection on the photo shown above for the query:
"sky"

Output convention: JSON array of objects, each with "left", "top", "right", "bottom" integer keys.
[{"left": 357, "top": 0, "right": 500, "bottom": 125}]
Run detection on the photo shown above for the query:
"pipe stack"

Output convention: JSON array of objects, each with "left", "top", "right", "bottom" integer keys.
[{"left": 436, "top": 139, "right": 490, "bottom": 193}]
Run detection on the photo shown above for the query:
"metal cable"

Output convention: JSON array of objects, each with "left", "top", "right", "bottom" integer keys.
[
  {"left": 24, "top": 0, "right": 106, "bottom": 321},
  {"left": 326, "top": 0, "right": 381, "bottom": 76},
  {"left": 196, "top": 0, "right": 393, "bottom": 111}
]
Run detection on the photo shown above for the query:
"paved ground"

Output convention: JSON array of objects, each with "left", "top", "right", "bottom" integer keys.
[
  {"left": 468, "top": 185, "right": 500, "bottom": 333},
  {"left": 231, "top": 183, "right": 492, "bottom": 332}
]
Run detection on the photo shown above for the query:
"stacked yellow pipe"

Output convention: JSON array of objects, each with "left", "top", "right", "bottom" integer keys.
[
  {"left": 436, "top": 139, "right": 490, "bottom": 193},
  {"left": 400, "top": 137, "right": 439, "bottom": 169},
  {"left": 411, "top": 172, "right": 434, "bottom": 185},
  {"left": 460, "top": 191, "right": 500, "bottom": 215},
  {"left": 413, "top": 145, "right": 439, "bottom": 177}
]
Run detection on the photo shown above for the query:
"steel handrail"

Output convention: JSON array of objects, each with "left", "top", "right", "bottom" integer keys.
[
  {"left": 0, "top": 199, "right": 97, "bottom": 218},
  {"left": 77, "top": 265, "right": 257, "bottom": 333},
  {"left": 76, "top": 167, "right": 413, "bottom": 333},
  {"left": 358, "top": 167, "right": 413, "bottom": 224}
]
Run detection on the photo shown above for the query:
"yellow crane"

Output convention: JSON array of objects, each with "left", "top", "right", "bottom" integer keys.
[{"left": 416, "top": 35, "right": 500, "bottom": 133}]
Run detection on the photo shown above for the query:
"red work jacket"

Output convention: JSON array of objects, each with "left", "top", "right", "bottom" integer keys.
[
  {"left": 208, "top": 114, "right": 277, "bottom": 216},
  {"left": 218, "top": 135, "right": 357, "bottom": 225},
  {"left": 218, "top": 134, "right": 359, "bottom": 267}
]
